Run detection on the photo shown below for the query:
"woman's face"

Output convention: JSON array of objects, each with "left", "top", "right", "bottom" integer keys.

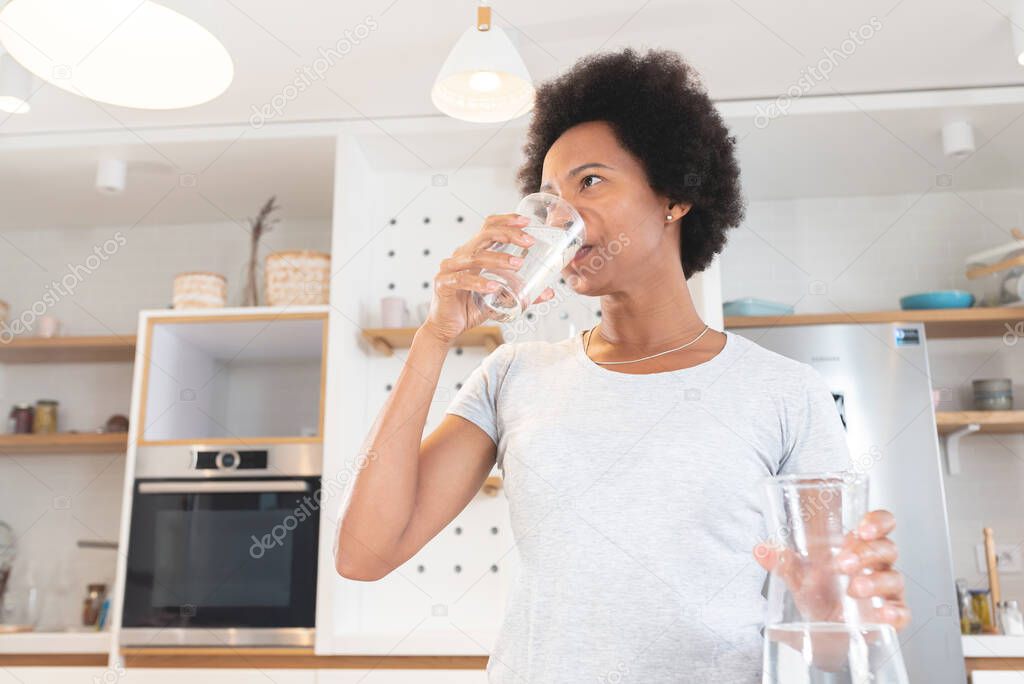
[{"left": 539, "top": 120, "right": 685, "bottom": 296}]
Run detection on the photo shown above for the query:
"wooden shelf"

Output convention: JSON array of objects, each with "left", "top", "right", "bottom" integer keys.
[
  {"left": 724, "top": 307, "right": 1024, "bottom": 339},
  {"left": 361, "top": 325, "right": 504, "bottom": 356},
  {"left": 0, "top": 335, "right": 136, "bottom": 363},
  {"left": 0, "top": 432, "right": 129, "bottom": 454},
  {"left": 936, "top": 410, "right": 1024, "bottom": 435},
  {"left": 120, "top": 647, "right": 487, "bottom": 669}
]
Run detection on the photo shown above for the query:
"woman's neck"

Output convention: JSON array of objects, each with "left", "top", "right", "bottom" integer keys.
[{"left": 595, "top": 278, "right": 709, "bottom": 350}]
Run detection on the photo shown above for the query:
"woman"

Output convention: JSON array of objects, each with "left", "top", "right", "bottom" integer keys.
[{"left": 336, "top": 48, "right": 908, "bottom": 682}]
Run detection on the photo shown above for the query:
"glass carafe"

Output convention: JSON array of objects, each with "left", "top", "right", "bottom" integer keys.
[{"left": 761, "top": 473, "right": 909, "bottom": 684}]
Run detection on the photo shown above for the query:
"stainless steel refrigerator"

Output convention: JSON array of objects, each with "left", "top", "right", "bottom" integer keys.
[{"left": 734, "top": 322, "right": 966, "bottom": 683}]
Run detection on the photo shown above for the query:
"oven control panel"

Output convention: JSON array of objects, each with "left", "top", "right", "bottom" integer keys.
[{"left": 193, "top": 449, "right": 269, "bottom": 471}]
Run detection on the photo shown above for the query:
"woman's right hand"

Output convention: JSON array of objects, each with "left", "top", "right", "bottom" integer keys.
[{"left": 421, "top": 213, "right": 554, "bottom": 344}]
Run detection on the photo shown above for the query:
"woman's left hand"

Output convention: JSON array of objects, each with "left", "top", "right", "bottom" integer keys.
[{"left": 753, "top": 509, "right": 911, "bottom": 631}]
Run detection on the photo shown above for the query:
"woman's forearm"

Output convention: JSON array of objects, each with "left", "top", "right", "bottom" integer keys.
[{"left": 335, "top": 324, "right": 453, "bottom": 579}]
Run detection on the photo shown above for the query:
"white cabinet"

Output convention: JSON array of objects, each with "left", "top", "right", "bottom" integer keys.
[
  {"left": 136, "top": 308, "right": 327, "bottom": 443},
  {"left": 0, "top": 669, "right": 107, "bottom": 684}
]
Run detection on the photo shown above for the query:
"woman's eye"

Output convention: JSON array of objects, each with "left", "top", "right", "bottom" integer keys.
[{"left": 581, "top": 174, "right": 603, "bottom": 189}]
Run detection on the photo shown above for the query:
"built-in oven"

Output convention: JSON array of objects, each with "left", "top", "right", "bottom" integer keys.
[{"left": 120, "top": 444, "right": 321, "bottom": 647}]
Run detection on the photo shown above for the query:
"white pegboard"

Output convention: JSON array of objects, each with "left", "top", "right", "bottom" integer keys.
[{"left": 319, "top": 155, "right": 603, "bottom": 655}]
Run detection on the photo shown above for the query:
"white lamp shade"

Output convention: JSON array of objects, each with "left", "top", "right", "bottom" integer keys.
[
  {"left": 0, "top": 0, "right": 233, "bottom": 110},
  {"left": 0, "top": 54, "right": 32, "bottom": 114},
  {"left": 431, "top": 25, "right": 534, "bottom": 123}
]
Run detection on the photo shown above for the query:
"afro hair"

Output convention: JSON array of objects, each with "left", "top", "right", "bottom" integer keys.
[{"left": 517, "top": 48, "right": 745, "bottom": 279}]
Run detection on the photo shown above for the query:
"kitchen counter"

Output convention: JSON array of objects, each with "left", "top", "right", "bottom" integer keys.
[
  {"left": 0, "top": 631, "right": 111, "bottom": 654},
  {"left": 963, "top": 635, "right": 1024, "bottom": 658}
]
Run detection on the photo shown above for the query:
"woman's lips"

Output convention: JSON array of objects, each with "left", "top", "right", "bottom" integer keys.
[{"left": 572, "top": 245, "right": 594, "bottom": 264}]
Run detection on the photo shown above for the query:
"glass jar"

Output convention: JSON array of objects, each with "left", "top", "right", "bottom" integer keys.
[
  {"left": 82, "top": 583, "right": 106, "bottom": 626},
  {"left": 971, "top": 589, "right": 995, "bottom": 633},
  {"left": 8, "top": 404, "right": 33, "bottom": 434},
  {"left": 32, "top": 400, "right": 58, "bottom": 434}
]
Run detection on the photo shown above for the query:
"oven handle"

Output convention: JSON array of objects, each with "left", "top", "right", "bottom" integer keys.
[{"left": 137, "top": 481, "right": 310, "bottom": 494}]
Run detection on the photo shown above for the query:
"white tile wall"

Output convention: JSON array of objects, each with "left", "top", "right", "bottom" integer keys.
[
  {"left": 0, "top": 216, "right": 331, "bottom": 629},
  {"left": 722, "top": 187, "right": 1024, "bottom": 601}
]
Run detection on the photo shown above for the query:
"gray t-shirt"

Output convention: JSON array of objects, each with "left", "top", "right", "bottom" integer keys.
[{"left": 445, "top": 329, "right": 850, "bottom": 683}]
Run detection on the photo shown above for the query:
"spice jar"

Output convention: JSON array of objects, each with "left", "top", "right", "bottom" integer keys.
[
  {"left": 82, "top": 583, "right": 106, "bottom": 626},
  {"left": 32, "top": 400, "right": 57, "bottom": 434},
  {"left": 8, "top": 404, "right": 33, "bottom": 434},
  {"left": 971, "top": 589, "right": 995, "bottom": 633}
]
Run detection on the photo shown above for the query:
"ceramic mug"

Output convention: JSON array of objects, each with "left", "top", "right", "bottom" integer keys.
[
  {"left": 381, "top": 297, "right": 410, "bottom": 328},
  {"left": 416, "top": 301, "right": 431, "bottom": 325},
  {"left": 35, "top": 315, "right": 61, "bottom": 338}
]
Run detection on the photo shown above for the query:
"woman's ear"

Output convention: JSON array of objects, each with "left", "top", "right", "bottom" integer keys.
[{"left": 665, "top": 202, "right": 693, "bottom": 223}]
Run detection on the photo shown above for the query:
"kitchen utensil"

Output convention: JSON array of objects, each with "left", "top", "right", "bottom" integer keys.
[
  {"left": 264, "top": 250, "right": 330, "bottom": 306},
  {"left": 722, "top": 298, "right": 795, "bottom": 317},
  {"left": 984, "top": 527, "right": 1001, "bottom": 633},
  {"left": 899, "top": 290, "right": 975, "bottom": 310},
  {"left": 761, "top": 473, "right": 909, "bottom": 684},
  {"left": 380, "top": 296, "right": 410, "bottom": 328},
  {"left": 473, "top": 192, "right": 585, "bottom": 322},
  {"left": 34, "top": 315, "right": 61, "bottom": 338},
  {"left": 173, "top": 272, "right": 227, "bottom": 310},
  {"left": 973, "top": 379, "right": 1013, "bottom": 411},
  {"left": 32, "top": 400, "right": 57, "bottom": 434}
]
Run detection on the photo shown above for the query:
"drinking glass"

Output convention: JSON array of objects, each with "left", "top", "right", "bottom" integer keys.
[
  {"left": 761, "top": 472, "right": 909, "bottom": 684},
  {"left": 472, "top": 192, "right": 585, "bottom": 322}
]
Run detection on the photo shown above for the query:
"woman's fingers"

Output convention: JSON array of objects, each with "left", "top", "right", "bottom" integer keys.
[
  {"left": 848, "top": 569, "right": 904, "bottom": 599},
  {"left": 434, "top": 270, "right": 502, "bottom": 296},
  {"left": 857, "top": 509, "right": 895, "bottom": 540},
  {"left": 881, "top": 603, "right": 912, "bottom": 630},
  {"left": 531, "top": 287, "right": 554, "bottom": 304},
  {"left": 439, "top": 250, "right": 524, "bottom": 275},
  {"left": 835, "top": 537, "right": 898, "bottom": 573}
]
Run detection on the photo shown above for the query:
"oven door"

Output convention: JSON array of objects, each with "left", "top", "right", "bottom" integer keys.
[{"left": 122, "top": 477, "right": 320, "bottom": 639}]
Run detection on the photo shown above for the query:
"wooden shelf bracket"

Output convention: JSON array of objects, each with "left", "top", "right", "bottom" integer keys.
[{"left": 943, "top": 423, "right": 981, "bottom": 476}]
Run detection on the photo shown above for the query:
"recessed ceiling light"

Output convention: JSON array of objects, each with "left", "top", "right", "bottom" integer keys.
[
  {"left": 431, "top": 4, "right": 534, "bottom": 123},
  {"left": 942, "top": 121, "right": 975, "bottom": 159},
  {"left": 0, "top": 54, "right": 32, "bottom": 114},
  {"left": 0, "top": 0, "right": 233, "bottom": 110}
]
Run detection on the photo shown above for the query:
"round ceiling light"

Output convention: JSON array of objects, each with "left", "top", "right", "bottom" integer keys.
[
  {"left": 0, "top": 0, "right": 233, "bottom": 110},
  {"left": 431, "top": 4, "right": 534, "bottom": 123}
]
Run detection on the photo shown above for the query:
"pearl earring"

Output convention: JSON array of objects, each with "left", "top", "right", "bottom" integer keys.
[{"left": 666, "top": 214, "right": 674, "bottom": 221}]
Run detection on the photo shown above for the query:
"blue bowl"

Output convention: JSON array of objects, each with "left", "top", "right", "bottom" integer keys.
[{"left": 899, "top": 290, "right": 975, "bottom": 310}]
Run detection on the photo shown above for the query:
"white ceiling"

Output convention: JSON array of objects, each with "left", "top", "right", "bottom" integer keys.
[
  {"left": 2, "top": 0, "right": 1024, "bottom": 134},
  {"left": 3, "top": 0, "right": 1024, "bottom": 229}
]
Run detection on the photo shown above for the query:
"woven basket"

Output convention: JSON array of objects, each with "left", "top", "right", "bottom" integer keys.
[
  {"left": 264, "top": 250, "right": 330, "bottom": 306},
  {"left": 173, "top": 272, "right": 227, "bottom": 309}
]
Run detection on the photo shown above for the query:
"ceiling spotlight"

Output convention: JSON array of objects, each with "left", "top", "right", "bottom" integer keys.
[
  {"left": 431, "top": 3, "right": 534, "bottom": 123},
  {"left": 0, "top": 0, "right": 233, "bottom": 110},
  {"left": 942, "top": 121, "right": 976, "bottom": 159},
  {"left": 0, "top": 54, "right": 32, "bottom": 114},
  {"left": 96, "top": 159, "right": 127, "bottom": 194}
]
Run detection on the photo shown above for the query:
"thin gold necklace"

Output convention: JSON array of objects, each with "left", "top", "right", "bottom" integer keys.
[{"left": 584, "top": 323, "right": 712, "bottom": 365}]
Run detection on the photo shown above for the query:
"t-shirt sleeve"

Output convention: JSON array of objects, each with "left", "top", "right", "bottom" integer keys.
[
  {"left": 444, "top": 342, "right": 515, "bottom": 447},
  {"left": 777, "top": 363, "right": 851, "bottom": 475}
]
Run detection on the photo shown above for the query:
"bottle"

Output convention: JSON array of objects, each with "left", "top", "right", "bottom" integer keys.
[
  {"left": 957, "top": 580, "right": 980, "bottom": 634},
  {"left": 81, "top": 584, "right": 106, "bottom": 627},
  {"left": 999, "top": 600, "right": 1024, "bottom": 635}
]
